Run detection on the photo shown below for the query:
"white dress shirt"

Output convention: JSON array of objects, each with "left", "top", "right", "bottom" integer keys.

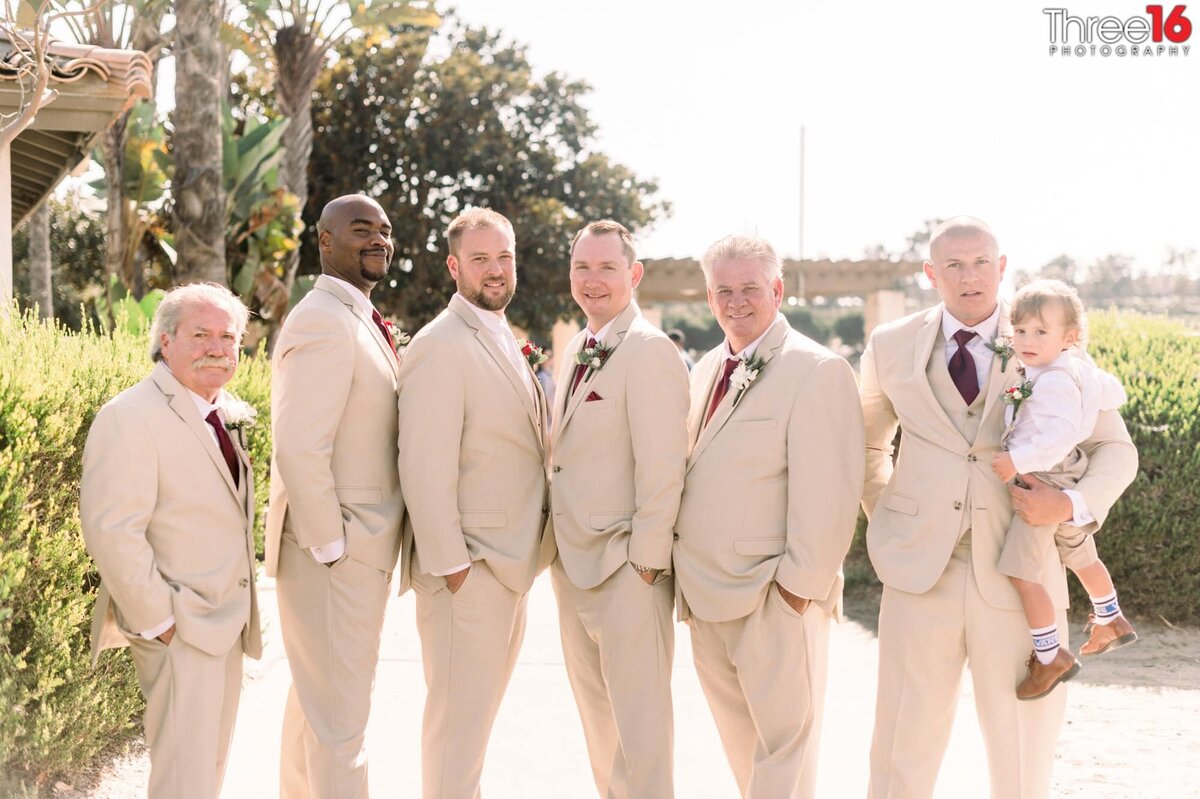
[
  {"left": 940, "top": 305, "right": 1000, "bottom": 390},
  {"left": 723, "top": 313, "right": 787, "bottom": 360},
  {"left": 1006, "top": 351, "right": 1128, "bottom": 475}
]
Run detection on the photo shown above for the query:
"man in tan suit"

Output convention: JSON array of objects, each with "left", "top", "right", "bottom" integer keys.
[
  {"left": 81, "top": 283, "right": 261, "bottom": 799},
  {"left": 860, "top": 216, "right": 1139, "bottom": 798},
  {"left": 266, "top": 195, "right": 404, "bottom": 798},
  {"left": 397, "top": 207, "right": 550, "bottom": 799},
  {"left": 673, "top": 235, "right": 865, "bottom": 799},
  {"left": 549, "top": 220, "right": 689, "bottom": 798}
]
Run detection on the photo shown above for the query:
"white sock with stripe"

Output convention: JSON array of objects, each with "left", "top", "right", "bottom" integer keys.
[
  {"left": 1031, "top": 624, "right": 1060, "bottom": 664},
  {"left": 1091, "top": 591, "right": 1121, "bottom": 625}
]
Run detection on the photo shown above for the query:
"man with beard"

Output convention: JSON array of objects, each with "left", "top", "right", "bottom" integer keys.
[
  {"left": 266, "top": 195, "right": 404, "bottom": 797},
  {"left": 397, "top": 207, "right": 550, "bottom": 799},
  {"left": 81, "top": 283, "right": 260, "bottom": 798}
]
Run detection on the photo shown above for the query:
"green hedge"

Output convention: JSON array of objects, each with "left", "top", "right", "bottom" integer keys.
[
  {"left": 846, "top": 310, "right": 1200, "bottom": 625},
  {"left": 0, "top": 309, "right": 270, "bottom": 786}
]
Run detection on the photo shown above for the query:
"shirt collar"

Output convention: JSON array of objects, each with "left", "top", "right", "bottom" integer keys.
[
  {"left": 1024, "top": 349, "right": 1074, "bottom": 380},
  {"left": 164, "top": 364, "right": 224, "bottom": 419},
  {"left": 456, "top": 292, "right": 513, "bottom": 337},
  {"left": 324, "top": 274, "right": 376, "bottom": 318},
  {"left": 941, "top": 304, "right": 1000, "bottom": 345},
  {"left": 584, "top": 307, "right": 625, "bottom": 344},
  {"left": 724, "top": 313, "right": 785, "bottom": 360}
]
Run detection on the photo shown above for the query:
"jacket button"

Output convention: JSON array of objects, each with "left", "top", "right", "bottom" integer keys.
[
  {"left": 552, "top": 466, "right": 562, "bottom": 473},
  {"left": 966, "top": 410, "right": 976, "bottom": 417},
  {"left": 968, "top": 454, "right": 977, "bottom": 463},
  {"left": 953, "top": 501, "right": 963, "bottom": 511},
  {"left": 239, "top": 577, "right": 249, "bottom": 588},
  {"left": 673, "top": 533, "right": 680, "bottom": 541}
]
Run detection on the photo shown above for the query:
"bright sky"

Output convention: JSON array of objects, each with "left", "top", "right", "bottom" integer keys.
[{"left": 448, "top": 0, "right": 1200, "bottom": 273}]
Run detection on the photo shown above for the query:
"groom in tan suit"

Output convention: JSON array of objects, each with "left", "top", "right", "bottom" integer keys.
[
  {"left": 674, "top": 235, "right": 864, "bottom": 798},
  {"left": 266, "top": 195, "right": 404, "bottom": 798},
  {"left": 397, "top": 207, "right": 550, "bottom": 799},
  {"left": 860, "top": 216, "right": 1139, "bottom": 798},
  {"left": 549, "top": 220, "right": 689, "bottom": 798},
  {"left": 81, "top": 283, "right": 261, "bottom": 799}
]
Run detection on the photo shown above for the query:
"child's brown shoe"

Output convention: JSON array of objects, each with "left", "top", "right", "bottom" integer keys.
[
  {"left": 1016, "top": 649, "right": 1080, "bottom": 700},
  {"left": 1080, "top": 614, "right": 1138, "bottom": 656}
]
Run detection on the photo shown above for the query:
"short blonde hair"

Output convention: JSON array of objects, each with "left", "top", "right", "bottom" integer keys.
[
  {"left": 699, "top": 235, "right": 782, "bottom": 284},
  {"left": 445, "top": 208, "right": 515, "bottom": 256},
  {"left": 570, "top": 220, "right": 637, "bottom": 263},
  {"left": 149, "top": 283, "right": 250, "bottom": 362},
  {"left": 1010, "top": 278, "right": 1087, "bottom": 347}
]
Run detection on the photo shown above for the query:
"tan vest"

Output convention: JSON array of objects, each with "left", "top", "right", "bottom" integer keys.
[{"left": 926, "top": 329, "right": 987, "bottom": 539}]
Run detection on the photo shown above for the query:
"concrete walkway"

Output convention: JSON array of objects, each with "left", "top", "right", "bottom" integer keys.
[{"left": 89, "top": 576, "right": 1200, "bottom": 798}]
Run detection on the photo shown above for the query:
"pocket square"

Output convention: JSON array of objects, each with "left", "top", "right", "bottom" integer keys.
[{"left": 585, "top": 391, "right": 604, "bottom": 402}]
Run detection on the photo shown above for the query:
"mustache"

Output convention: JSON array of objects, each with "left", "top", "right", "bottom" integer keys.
[{"left": 192, "top": 356, "right": 235, "bottom": 370}]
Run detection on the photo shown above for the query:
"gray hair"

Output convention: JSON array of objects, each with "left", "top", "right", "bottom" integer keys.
[
  {"left": 149, "top": 283, "right": 250, "bottom": 362},
  {"left": 699, "top": 235, "right": 783, "bottom": 284}
]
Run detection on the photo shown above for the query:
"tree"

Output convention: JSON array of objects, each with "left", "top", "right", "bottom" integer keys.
[
  {"left": 239, "top": 0, "right": 440, "bottom": 301},
  {"left": 308, "top": 21, "right": 669, "bottom": 336},
  {"left": 173, "top": 0, "right": 226, "bottom": 284},
  {"left": 1037, "top": 254, "right": 1079, "bottom": 285}
]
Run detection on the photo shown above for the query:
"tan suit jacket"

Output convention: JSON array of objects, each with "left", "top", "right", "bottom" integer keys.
[
  {"left": 265, "top": 275, "right": 403, "bottom": 576},
  {"left": 549, "top": 302, "right": 689, "bottom": 589},
  {"left": 81, "top": 362, "right": 261, "bottom": 662},
  {"left": 674, "top": 316, "right": 865, "bottom": 623},
  {"left": 397, "top": 293, "right": 550, "bottom": 594},
  {"left": 860, "top": 303, "right": 1139, "bottom": 609}
]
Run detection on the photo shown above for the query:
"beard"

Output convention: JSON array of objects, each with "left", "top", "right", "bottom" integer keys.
[
  {"left": 357, "top": 249, "right": 392, "bottom": 283},
  {"left": 460, "top": 274, "right": 516, "bottom": 312}
]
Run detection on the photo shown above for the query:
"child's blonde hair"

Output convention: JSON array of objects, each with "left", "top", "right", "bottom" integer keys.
[{"left": 1010, "top": 278, "right": 1087, "bottom": 348}]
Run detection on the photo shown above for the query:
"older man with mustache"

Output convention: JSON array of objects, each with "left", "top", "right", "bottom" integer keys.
[
  {"left": 266, "top": 195, "right": 405, "bottom": 798},
  {"left": 81, "top": 283, "right": 261, "bottom": 798}
]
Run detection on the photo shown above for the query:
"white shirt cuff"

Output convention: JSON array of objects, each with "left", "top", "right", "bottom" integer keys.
[
  {"left": 310, "top": 536, "right": 347, "bottom": 564},
  {"left": 1063, "top": 489, "right": 1095, "bottom": 526},
  {"left": 140, "top": 615, "right": 175, "bottom": 640},
  {"left": 432, "top": 562, "right": 471, "bottom": 577}
]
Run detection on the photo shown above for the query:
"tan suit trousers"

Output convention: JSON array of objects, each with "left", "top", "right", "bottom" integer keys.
[
  {"left": 413, "top": 560, "right": 528, "bottom": 799},
  {"left": 551, "top": 561, "right": 675, "bottom": 799},
  {"left": 689, "top": 588, "right": 831, "bottom": 799},
  {"left": 869, "top": 536, "right": 1068, "bottom": 799},
  {"left": 277, "top": 531, "right": 392, "bottom": 799},
  {"left": 127, "top": 634, "right": 243, "bottom": 799}
]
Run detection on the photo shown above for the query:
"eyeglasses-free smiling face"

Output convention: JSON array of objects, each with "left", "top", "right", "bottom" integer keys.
[
  {"left": 706, "top": 257, "right": 784, "bottom": 353},
  {"left": 320, "top": 198, "right": 394, "bottom": 291},
  {"left": 160, "top": 302, "right": 241, "bottom": 402},
  {"left": 570, "top": 230, "right": 644, "bottom": 331},
  {"left": 448, "top": 224, "right": 518, "bottom": 313},
  {"left": 1011, "top": 301, "right": 1079, "bottom": 368}
]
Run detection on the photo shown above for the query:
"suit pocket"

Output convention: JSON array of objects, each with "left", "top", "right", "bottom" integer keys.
[
  {"left": 734, "top": 537, "right": 786, "bottom": 556},
  {"left": 460, "top": 511, "right": 506, "bottom": 528},
  {"left": 582, "top": 398, "right": 616, "bottom": 410},
  {"left": 589, "top": 511, "right": 635, "bottom": 531},
  {"left": 883, "top": 493, "right": 918, "bottom": 516},
  {"left": 729, "top": 419, "right": 776, "bottom": 432},
  {"left": 336, "top": 485, "right": 382, "bottom": 505}
]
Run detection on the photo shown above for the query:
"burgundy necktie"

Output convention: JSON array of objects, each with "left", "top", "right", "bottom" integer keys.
[
  {"left": 371, "top": 309, "right": 398, "bottom": 359},
  {"left": 948, "top": 329, "right": 980, "bottom": 405},
  {"left": 571, "top": 337, "right": 597, "bottom": 394},
  {"left": 205, "top": 410, "right": 240, "bottom": 488},
  {"left": 704, "top": 357, "right": 741, "bottom": 426}
]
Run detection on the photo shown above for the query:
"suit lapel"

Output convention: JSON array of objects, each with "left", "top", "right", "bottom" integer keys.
[
  {"left": 686, "top": 350, "right": 722, "bottom": 452},
  {"left": 687, "top": 317, "right": 788, "bottom": 473},
  {"left": 450, "top": 295, "right": 544, "bottom": 450},
  {"left": 978, "top": 308, "right": 1017, "bottom": 429},
  {"left": 556, "top": 303, "right": 638, "bottom": 442},
  {"left": 314, "top": 275, "right": 400, "bottom": 380},
  {"left": 553, "top": 329, "right": 587, "bottom": 439},
  {"left": 151, "top": 364, "right": 243, "bottom": 509},
  {"left": 912, "top": 305, "right": 964, "bottom": 444}
]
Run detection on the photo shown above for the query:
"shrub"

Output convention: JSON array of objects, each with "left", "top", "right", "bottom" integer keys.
[{"left": 0, "top": 309, "right": 271, "bottom": 784}]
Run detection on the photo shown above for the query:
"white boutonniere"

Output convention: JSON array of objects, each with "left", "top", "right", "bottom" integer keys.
[
  {"left": 221, "top": 395, "right": 257, "bottom": 452},
  {"left": 985, "top": 335, "right": 1016, "bottom": 372},
  {"left": 574, "top": 339, "right": 614, "bottom": 379},
  {"left": 382, "top": 319, "right": 411, "bottom": 349},
  {"left": 729, "top": 354, "right": 767, "bottom": 406}
]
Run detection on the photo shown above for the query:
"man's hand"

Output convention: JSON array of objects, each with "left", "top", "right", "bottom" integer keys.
[
  {"left": 445, "top": 565, "right": 471, "bottom": 594},
  {"left": 157, "top": 625, "right": 176, "bottom": 646},
  {"left": 1009, "top": 475, "right": 1073, "bottom": 526},
  {"left": 775, "top": 583, "right": 811, "bottom": 615},
  {"left": 991, "top": 452, "right": 1017, "bottom": 483},
  {"left": 631, "top": 563, "right": 660, "bottom": 585}
]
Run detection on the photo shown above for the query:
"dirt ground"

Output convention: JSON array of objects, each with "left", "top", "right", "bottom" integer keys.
[{"left": 30, "top": 580, "right": 1200, "bottom": 798}]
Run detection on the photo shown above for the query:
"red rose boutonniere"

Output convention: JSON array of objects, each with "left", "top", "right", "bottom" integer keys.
[{"left": 518, "top": 339, "right": 548, "bottom": 368}]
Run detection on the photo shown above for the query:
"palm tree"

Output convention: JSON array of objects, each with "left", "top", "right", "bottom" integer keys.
[
  {"left": 241, "top": 0, "right": 439, "bottom": 297},
  {"left": 173, "top": 0, "right": 226, "bottom": 284}
]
